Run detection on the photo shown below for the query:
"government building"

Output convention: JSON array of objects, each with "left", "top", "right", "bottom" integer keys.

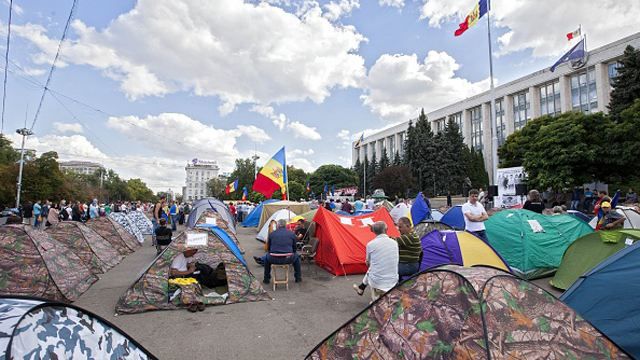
[
  {"left": 58, "top": 160, "right": 104, "bottom": 175},
  {"left": 352, "top": 32, "right": 640, "bottom": 183},
  {"left": 183, "top": 158, "right": 220, "bottom": 202}
]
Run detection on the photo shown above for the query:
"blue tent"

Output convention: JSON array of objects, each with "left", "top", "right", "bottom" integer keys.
[
  {"left": 561, "top": 242, "right": 640, "bottom": 358},
  {"left": 187, "top": 198, "right": 236, "bottom": 234},
  {"left": 440, "top": 205, "right": 465, "bottom": 230},
  {"left": 567, "top": 210, "right": 592, "bottom": 224},
  {"left": 197, "top": 224, "right": 247, "bottom": 266},
  {"left": 241, "top": 199, "right": 278, "bottom": 227}
]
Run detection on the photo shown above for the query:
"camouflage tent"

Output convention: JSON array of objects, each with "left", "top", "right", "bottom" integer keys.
[
  {"left": 307, "top": 265, "right": 629, "bottom": 359},
  {"left": 109, "top": 212, "right": 145, "bottom": 244},
  {"left": 187, "top": 197, "right": 236, "bottom": 234},
  {"left": 127, "top": 210, "right": 154, "bottom": 235},
  {"left": 46, "top": 222, "right": 123, "bottom": 274},
  {"left": 0, "top": 295, "right": 156, "bottom": 359},
  {"left": 86, "top": 216, "right": 140, "bottom": 255},
  {"left": 115, "top": 225, "right": 269, "bottom": 314},
  {"left": 0, "top": 225, "right": 97, "bottom": 302},
  {"left": 194, "top": 209, "right": 244, "bottom": 252}
]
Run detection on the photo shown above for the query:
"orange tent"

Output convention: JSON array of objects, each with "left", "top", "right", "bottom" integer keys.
[{"left": 313, "top": 207, "right": 400, "bottom": 276}]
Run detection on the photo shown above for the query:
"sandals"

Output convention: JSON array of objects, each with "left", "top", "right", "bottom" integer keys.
[
  {"left": 353, "top": 284, "right": 364, "bottom": 296},
  {"left": 187, "top": 303, "right": 205, "bottom": 312}
]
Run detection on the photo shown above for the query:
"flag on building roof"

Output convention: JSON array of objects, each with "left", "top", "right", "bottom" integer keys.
[
  {"left": 566, "top": 27, "right": 581, "bottom": 41},
  {"left": 354, "top": 133, "right": 364, "bottom": 148},
  {"left": 225, "top": 179, "right": 239, "bottom": 194},
  {"left": 252, "top": 147, "right": 287, "bottom": 198},
  {"left": 242, "top": 186, "right": 248, "bottom": 201},
  {"left": 410, "top": 192, "right": 432, "bottom": 225},
  {"left": 454, "top": 0, "right": 489, "bottom": 37},
  {"left": 550, "top": 38, "right": 586, "bottom": 72}
]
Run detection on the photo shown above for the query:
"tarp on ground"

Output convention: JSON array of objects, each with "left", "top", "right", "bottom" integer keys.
[
  {"left": 257, "top": 209, "right": 297, "bottom": 242},
  {"left": 0, "top": 225, "right": 97, "bottom": 302},
  {"left": 127, "top": 210, "right": 154, "bottom": 235},
  {"left": 486, "top": 209, "right": 593, "bottom": 279},
  {"left": 45, "top": 222, "right": 123, "bottom": 274},
  {"left": 241, "top": 199, "right": 278, "bottom": 227},
  {"left": 562, "top": 242, "right": 640, "bottom": 358},
  {"left": 258, "top": 201, "right": 310, "bottom": 230},
  {"left": 0, "top": 295, "right": 157, "bottom": 359},
  {"left": 187, "top": 197, "right": 236, "bottom": 234},
  {"left": 308, "top": 265, "right": 629, "bottom": 359},
  {"left": 419, "top": 230, "right": 510, "bottom": 272},
  {"left": 313, "top": 207, "right": 400, "bottom": 276},
  {"left": 116, "top": 222, "right": 269, "bottom": 314},
  {"left": 86, "top": 216, "right": 139, "bottom": 255},
  {"left": 440, "top": 205, "right": 465, "bottom": 230},
  {"left": 552, "top": 229, "right": 640, "bottom": 290},
  {"left": 588, "top": 206, "right": 640, "bottom": 229},
  {"left": 109, "top": 212, "right": 145, "bottom": 244}
]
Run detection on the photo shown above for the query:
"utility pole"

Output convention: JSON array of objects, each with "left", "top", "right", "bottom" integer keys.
[{"left": 15, "top": 127, "right": 33, "bottom": 208}]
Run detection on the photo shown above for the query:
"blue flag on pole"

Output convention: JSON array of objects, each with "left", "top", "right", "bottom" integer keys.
[
  {"left": 331, "top": 185, "right": 335, "bottom": 196},
  {"left": 323, "top": 183, "right": 328, "bottom": 194},
  {"left": 410, "top": 192, "right": 432, "bottom": 225},
  {"left": 550, "top": 38, "right": 586, "bottom": 72}
]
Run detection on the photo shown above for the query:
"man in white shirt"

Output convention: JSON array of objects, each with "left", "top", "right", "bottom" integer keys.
[
  {"left": 462, "top": 189, "right": 489, "bottom": 243},
  {"left": 353, "top": 221, "right": 399, "bottom": 301},
  {"left": 170, "top": 248, "right": 198, "bottom": 277},
  {"left": 366, "top": 197, "right": 375, "bottom": 210}
]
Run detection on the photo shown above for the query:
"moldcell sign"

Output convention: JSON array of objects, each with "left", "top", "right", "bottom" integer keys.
[{"left": 191, "top": 158, "right": 217, "bottom": 166}]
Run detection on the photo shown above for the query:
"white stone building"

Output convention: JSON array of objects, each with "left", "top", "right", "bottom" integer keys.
[
  {"left": 184, "top": 159, "right": 220, "bottom": 202},
  {"left": 353, "top": 32, "right": 640, "bottom": 183},
  {"left": 58, "top": 160, "right": 104, "bottom": 175}
]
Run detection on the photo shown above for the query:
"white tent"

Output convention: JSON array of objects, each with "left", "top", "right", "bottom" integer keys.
[
  {"left": 389, "top": 203, "right": 410, "bottom": 224},
  {"left": 256, "top": 209, "right": 297, "bottom": 242},
  {"left": 588, "top": 206, "right": 640, "bottom": 229}
]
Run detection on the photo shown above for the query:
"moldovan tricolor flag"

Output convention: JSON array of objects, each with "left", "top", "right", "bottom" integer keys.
[
  {"left": 225, "top": 179, "right": 239, "bottom": 194},
  {"left": 252, "top": 147, "right": 287, "bottom": 198},
  {"left": 454, "top": 0, "right": 489, "bottom": 37}
]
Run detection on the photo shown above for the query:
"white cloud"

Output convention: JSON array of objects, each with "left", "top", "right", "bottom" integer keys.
[
  {"left": 337, "top": 129, "right": 350, "bottom": 141},
  {"left": 249, "top": 105, "right": 322, "bottom": 140},
  {"left": 12, "top": 0, "right": 366, "bottom": 112},
  {"left": 288, "top": 121, "right": 322, "bottom": 140},
  {"left": 379, "top": 0, "right": 405, "bottom": 8},
  {"left": 290, "top": 148, "right": 315, "bottom": 156},
  {"left": 288, "top": 148, "right": 316, "bottom": 172},
  {"left": 420, "top": 0, "right": 640, "bottom": 57},
  {"left": 361, "top": 51, "right": 490, "bottom": 121},
  {"left": 236, "top": 125, "right": 271, "bottom": 143},
  {"left": 8, "top": 133, "right": 108, "bottom": 160},
  {"left": 323, "top": 0, "right": 360, "bottom": 21},
  {"left": 53, "top": 122, "right": 83, "bottom": 134}
]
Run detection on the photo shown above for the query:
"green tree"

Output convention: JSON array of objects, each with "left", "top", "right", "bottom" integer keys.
[
  {"left": 413, "top": 109, "right": 439, "bottom": 195},
  {"left": 0, "top": 134, "right": 19, "bottom": 165},
  {"left": 437, "top": 119, "right": 467, "bottom": 194},
  {"left": 20, "top": 151, "right": 66, "bottom": 202},
  {"left": 372, "top": 165, "right": 416, "bottom": 199},
  {"left": 367, "top": 152, "right": 378, "bottom": 192},
  {"left": 127, "top": 178, "right": 155, "bottom": 202},
  {"left": 309, "top": 164, "right": 358, "bottom": 195},
  {"left": 0, "top": 135, "right": 19, "bottom": 206},
  {"left": 379, "top": 147, "right": 390, "bottom": 172},
  {"left": 609, "top": 45, "right": 640, "bottom": 119},
  {"left": 464, "top": 148, "right": 490, "bottom": 189},
  {"left": 287, "top": 181, "right": 305, "bottom": 201},
  {"left": 392, "top": 151, "right": 402, "bottom": 166},
  {"left": 286, "top": 165, "right": 307, "bottom": 185},
  {"left": 403, "top": 119, "right": 416, "bottom": 166},
  {"left": 228, "top": 158, "right": 257, "bottom": 199},
  {"left": 207, "top": 177, "right": 227, "bottom": 199}
]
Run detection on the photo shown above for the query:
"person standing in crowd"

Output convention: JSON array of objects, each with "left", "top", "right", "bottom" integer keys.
[
  {"left": 446, "top": 191, "right": 452, "bottom": 208},
  {"left": 395, "top": 217, "right": 421, "bottom": 278},
  {"left": 72, "top": 201, "right": 83, "bottom": 222},
  {"left": 354, "top": 198, "right": 364, "bottom": 212},
  {"left": 169, "top": 200, "right": 178, "bottom": 231},
  {"left": 366, "top": 196, "right": 375, "bottom": 210},
  {"left": 523, "top": 189, "right": 545, "bottom": 214},
  {"left": 178, "top": 203, "right": 185, "bottom": 225},
  {"left": 353, "top": 221, "right": 399, "bottom": 301},
  {"left": 153, "top": 196, "right": 166, "bottom": 232},
  {"left": 570, "top": 187, "right": 581, "bottom": 210},
  {"left": 462, "top": 189, "right": 489, "bottom": 243},
  {"left": 41, "top": 200, "right": 50, "bottom": 227},
  {"left": 104, "top": 202, "right": 112, "bottom": 215},
  {"left": 22, "top": 201, "right": 33, "bottom": 226},
  {"left": 478, "top": 188, "right": 487, "bottom": 209},
  {"left": 89, "top": 199, "right": 99, "bottom": 219},
  {"left": 229, "top": 202, "right": 237, "bottom": 222},
  {"left": 33, "top": 200, "right": 42, "bottom": 228},
  {"left": 583, "top": 188, "right": 594, "bottom": 212},
  {"left": 342, "top": 199, "right": 353, "bottom": 214},
  {"left": 593, "top": 190, "right": 611, "bottom": 215},
  {"left": 58, "top": 200, "right": 69, "bottom": 221},
  {"left": 626, "top": 188, "right": 638, "bottom": 204}
]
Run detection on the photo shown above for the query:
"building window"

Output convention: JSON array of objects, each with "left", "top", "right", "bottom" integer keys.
[
  {"left": 571, "top": 66, "right": 597, "bottom": 114},
  {"left": 387, "top": 136, "right": 395, "bottom": 156},
  {"left": 608, "top": 61, "right": 620, "bottom": 86},
  {"left": 513, "top": 91, "right": 530, "bottom": 130},
  {"left": 470, "top": 106, "right": 483, "bottom": 151},
  {"left": 434, "top": 118, "right": 445, "bottom": 134},
  {"left": 449, "top": 112, "right": 463, "bottom": 133},
  {"left": 495, "top": 98, "right": 505, "bottom": 146},
  {"left": 539, "top": 81, "right": 561, "bottom": 116},
  {"left": 397, "top": 132, "right": 404, "bottom": 156}
]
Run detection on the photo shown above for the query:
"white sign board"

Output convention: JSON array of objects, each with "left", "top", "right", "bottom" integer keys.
[
  {"left": 186, "top": 232, "right": 208, "bottom": 247},
  {"left": 496, "top": 166, "right": 526, "bottom": 196},
  {"left": 625, "top": 238, "right": 635, "bottom": 246},
  {"left": 360, "top": 217, "right": 374, "bottom": 226},
  {"left": 339, "top": 217, "right": 353, "bottom": 226},
  {"left": 494, "top": 195, "right": 525, "bottom": 208},
  {"left": 205, "top": 217, "right": 217, "bottom": 226},
  {"left": 527, "top": 220, "right": 545, "bottom": 233}
]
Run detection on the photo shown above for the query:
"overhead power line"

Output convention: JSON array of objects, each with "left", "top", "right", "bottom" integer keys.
[{"left": 0, "top": 0, "right": 13, "bottom": 134}]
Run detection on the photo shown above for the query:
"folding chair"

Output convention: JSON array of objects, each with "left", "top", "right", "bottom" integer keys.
[{"left": 300, "top": 237, "right": 319, "bottom": 275}]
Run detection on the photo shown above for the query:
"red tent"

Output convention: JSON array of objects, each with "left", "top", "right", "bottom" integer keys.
[{"left": 313, "top": 207, "right": 400, "bottom": 276}]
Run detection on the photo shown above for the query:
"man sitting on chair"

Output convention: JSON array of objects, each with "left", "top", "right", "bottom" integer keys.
[{"left": 263, "top": 219, "right": 302, "bottom": 284}]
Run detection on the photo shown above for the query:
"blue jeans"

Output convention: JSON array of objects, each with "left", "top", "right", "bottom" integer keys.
[
  {"left": 469, "top": 230, "right": 489, "bottom": 243},
  {"left": 264, "top": 253, "right": 301, "bottom": 282},
  {"left": 171, "top": 215, "right": 178, "bottom": 230},
  {"left": 570, "top": 200, "right": 580, "bottom": 210},
  {"left": 398, "top": 262, "right": 420, "bottom": 278}
]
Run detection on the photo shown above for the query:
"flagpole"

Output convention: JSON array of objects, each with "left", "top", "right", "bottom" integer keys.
[{"left": 486, "top": 4, "right": 498, "bottom": 189}]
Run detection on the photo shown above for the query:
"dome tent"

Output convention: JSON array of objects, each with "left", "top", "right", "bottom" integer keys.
[
  {"left": 241, "top": 199, "right": 278, "bottom": 227},
  {"left": 256, "top": 209, "right": 297, "bottom": 242},
  {"left": 86, "top": 216, "right": 139, "bottom": 255},
  {"left": 109, "top": 212, "right": 145, "bottom": 244},
  {"left": 308, "top": 265, "right": 629, "bottom": 359},
  {"left": 187, "top": 197, "right": 236, "bottom": 234},
  {"left": 0, "top": 295, "right": 156, "bottom": 359}
]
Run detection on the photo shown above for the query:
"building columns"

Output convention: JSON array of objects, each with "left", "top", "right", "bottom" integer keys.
[
  {"left": 462, "top": 110, "right": 472, "bottom": 147},
  {"left": 481, "top": 102, "right": 493, "bottom": 183},
  {"left": 595, "top": 62, "right": 610, "bottom": 113},
  {"left": 504, "top": 95, "right": 515, "bottom": 137},
  {"left": 559, "top": 74, "right": 572, "bottom": 112},
  {"left": 529, "top": 86, "right": 541, "bottom": 119}
]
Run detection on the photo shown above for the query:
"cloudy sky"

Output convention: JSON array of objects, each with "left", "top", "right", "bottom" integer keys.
[{"left": 2, "top": 0, "right": 639, "bottom": 191}]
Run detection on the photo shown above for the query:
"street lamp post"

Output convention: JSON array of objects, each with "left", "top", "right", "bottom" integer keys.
[
  {"left": 15, "top": 127, "right": 33, "bottom": 209},
  {"left": 251, "top": 154, "right": 260, "bottom": 179}
]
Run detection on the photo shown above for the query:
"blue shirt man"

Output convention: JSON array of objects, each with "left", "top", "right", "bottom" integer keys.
[{"left": 263, "top": 219, "right": 301, "bottom": 284}]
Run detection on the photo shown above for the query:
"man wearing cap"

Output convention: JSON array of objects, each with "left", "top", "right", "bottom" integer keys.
[{"left": 600, "top": 202, "right": 625, "bottom": 230}]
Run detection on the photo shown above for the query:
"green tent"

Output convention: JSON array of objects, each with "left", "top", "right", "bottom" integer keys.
[
  {"left": 299, "top": 209, "right": 318, "bottom": 221},
  {"left": 486, "top": 210, "right": 593, "bottom": 279},
  {"left": 551, "top": 229, "right": 640, "bottom": 290}
]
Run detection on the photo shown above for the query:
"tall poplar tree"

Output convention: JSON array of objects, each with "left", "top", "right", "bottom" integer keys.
[{"left": 609, "top": 45, "right": 640, "bottom": 119}]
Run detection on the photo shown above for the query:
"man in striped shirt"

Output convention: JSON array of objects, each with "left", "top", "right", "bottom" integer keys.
[{"left": 396, "top": 217, "right": 422, "bottom": 278}]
